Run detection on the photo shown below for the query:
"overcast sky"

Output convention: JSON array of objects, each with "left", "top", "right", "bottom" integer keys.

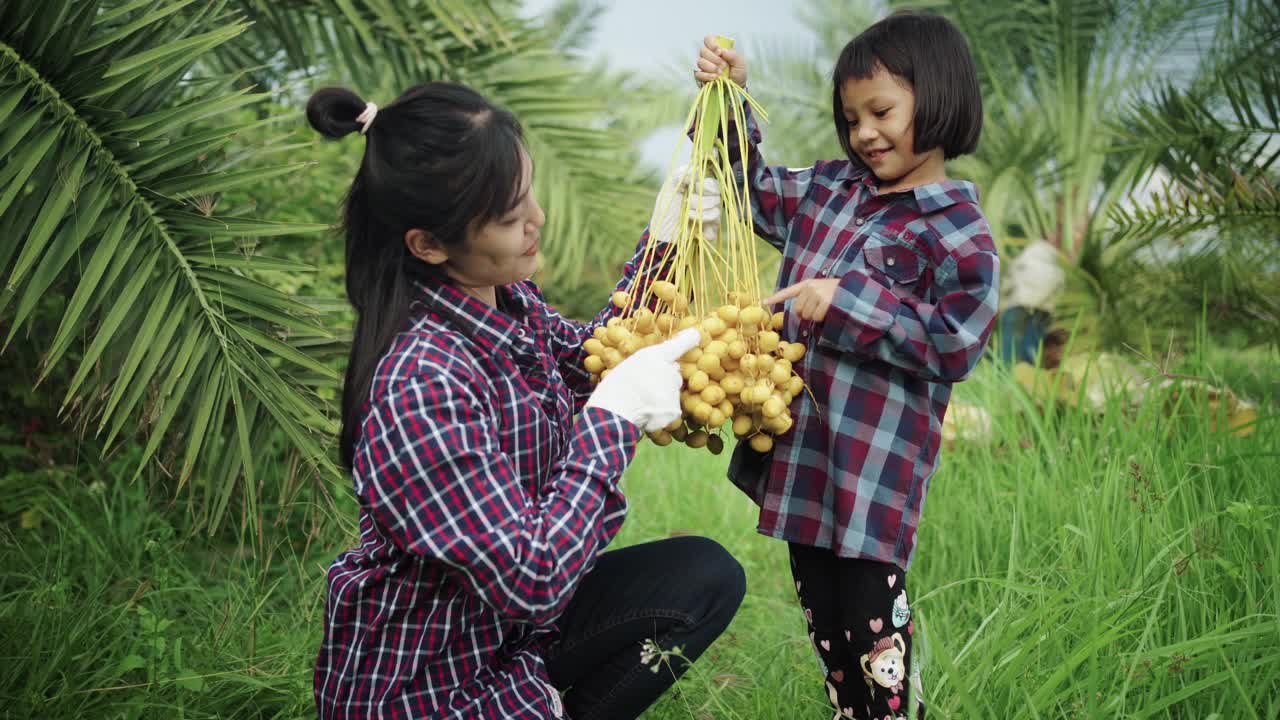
[
  {"left": 521, "top": 0, "right": 811, "bottom": 71},
  {"left": 520, "top": 0, "right": 815, "bottom": 168}
]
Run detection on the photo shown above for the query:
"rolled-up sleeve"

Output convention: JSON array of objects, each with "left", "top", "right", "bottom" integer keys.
[
  {"left": 819, "top": 237, "right": 1000, "bottom": 383},
  {"left": 355, "top": 350, "right": 642, "bottom": 627}
]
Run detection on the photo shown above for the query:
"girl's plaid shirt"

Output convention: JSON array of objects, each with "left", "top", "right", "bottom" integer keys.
[{"left": 724, "top": 105, "right": 1001, "bottom": 569}]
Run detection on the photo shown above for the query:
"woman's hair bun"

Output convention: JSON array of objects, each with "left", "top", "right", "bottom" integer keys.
[{"left": 307, "top": 86, "right": 368, "bottom": 139}]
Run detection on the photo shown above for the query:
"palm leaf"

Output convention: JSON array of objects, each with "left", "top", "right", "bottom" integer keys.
[
  {"left": 1, "top": 0, "right": 340, "bottom": 533},
  {"left": 223, "top": 0, "right": 658, "bottom": 290},
  {"left": 1107, "top": 172, "right": 1280, "bottom": 249}
]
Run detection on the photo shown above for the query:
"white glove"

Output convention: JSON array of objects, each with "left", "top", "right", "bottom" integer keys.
[
  {"left": 585, "top": 328, "right": 702, "bottom": 431},
  {"left": 649, "top": 165, "right": 722, "bottom": 244}
]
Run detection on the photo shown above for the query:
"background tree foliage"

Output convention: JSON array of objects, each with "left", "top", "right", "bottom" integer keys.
[
  {"left": 0, "top": 0, "right": 658, "bottom": 534},
  {"left": 2, "top": 0, "right": 1276, "bottom": 530}
]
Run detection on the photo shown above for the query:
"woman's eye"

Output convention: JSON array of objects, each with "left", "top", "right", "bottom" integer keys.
[{"left": 874, "top": 109, "right": 888, "bottom": 118}]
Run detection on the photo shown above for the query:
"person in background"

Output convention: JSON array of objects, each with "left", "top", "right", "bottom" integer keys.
[{"left": 997, "top": 240, "right": 1066, "bottom": 367}]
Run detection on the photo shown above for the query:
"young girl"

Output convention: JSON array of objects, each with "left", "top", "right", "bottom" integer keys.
[{"left": 694, "top": 12, "right": 999, "bottom": 720}]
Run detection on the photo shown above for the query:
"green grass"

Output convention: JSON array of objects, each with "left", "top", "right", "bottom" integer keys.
[
  {"left": 625, "top": 344, "right": 1280, "bottom": 719},
  {"left": 1, "top": 344, "right": 1277, "bottom": 719}
]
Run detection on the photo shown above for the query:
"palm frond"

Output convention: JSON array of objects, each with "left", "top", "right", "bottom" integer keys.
[
  {"left": 536, "top": 0, "right": 609, "bottom": 54},
  {"left": 1116, "top": 0, "right": 1279, "bottom": 182},
  {"left": 225, "top": 0, "right": 509, "bottom": 96},
  {"left": 225, "top": 0, "right": 657, "bottom": 290},
  {"left": 1104, "top": 0, "right": 1279, "bottom": 258},
  {"left": 1107, "top": 171, "right": 1280, "bottom": 249},
  {"left": 1, "top": 0, "right": 341, "bottom": 532}
]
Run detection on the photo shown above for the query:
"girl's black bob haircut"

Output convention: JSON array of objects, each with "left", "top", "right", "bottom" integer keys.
[{"left": 832, "top": 10, "right": 983, "bottom": 163}]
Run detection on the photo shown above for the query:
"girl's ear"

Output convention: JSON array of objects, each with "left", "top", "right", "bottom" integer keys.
[{"left": 405, "top": 228, "right": 449, "bottom": 265}]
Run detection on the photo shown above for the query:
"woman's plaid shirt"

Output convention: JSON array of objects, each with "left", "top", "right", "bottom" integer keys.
[{"left": 314, "top": 239, "right": 660, "bottom": 719}]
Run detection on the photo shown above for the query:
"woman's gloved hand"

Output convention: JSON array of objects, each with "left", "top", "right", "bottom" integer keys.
[
  {"left": 649, "top": 165, "right": 722, "bottom": 244},
  {"left": 585, "top": 328, "right": 702, "bottom": 432}
]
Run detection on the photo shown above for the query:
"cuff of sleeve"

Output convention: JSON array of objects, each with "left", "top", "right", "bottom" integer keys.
[
  {"left": 819, "top": 269, "right": 897, "bottom": 351},
  {"left": 567, "top": 407, "right": 643, "bottom": 488},
  {"left": 627, "top": 231, "right": 676, "bottom": 286}
]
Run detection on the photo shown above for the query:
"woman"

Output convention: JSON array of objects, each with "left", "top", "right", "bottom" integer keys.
[{"left": 308, "top": 83, "right": 745, "bottom": 720}]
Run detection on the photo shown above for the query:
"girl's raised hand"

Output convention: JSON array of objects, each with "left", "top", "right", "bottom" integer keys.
[{"left": 695, "top": 35, "right": 748, "bottom": 87}]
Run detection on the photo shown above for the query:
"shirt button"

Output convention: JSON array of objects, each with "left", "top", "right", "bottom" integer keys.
[
  {"left": 887, "top": 257, "right": 896, "bottom": 266},
  {"left": 855, "top": 217, "right": 865, "bottom": 226}
]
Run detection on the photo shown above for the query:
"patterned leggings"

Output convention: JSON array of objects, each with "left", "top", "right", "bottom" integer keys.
[{"left": 788, "top": 543, "right": 925, "bottom": 720}]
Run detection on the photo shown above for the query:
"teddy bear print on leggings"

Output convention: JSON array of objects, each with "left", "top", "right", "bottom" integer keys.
[
  {"left": 788, "top": 545, "right": 925, "bottom": 720},
  {"left": 861, "top": 633, "right": 906, "bottom": 694}
]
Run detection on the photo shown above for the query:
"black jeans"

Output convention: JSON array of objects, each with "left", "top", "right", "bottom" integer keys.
[{"left": 543, "top": 535, "right": 746, "bottom": 720}]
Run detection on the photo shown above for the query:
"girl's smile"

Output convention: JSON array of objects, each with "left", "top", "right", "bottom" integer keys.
[{"left": 863, "top": 146, "right": 893, "bottom": 164}]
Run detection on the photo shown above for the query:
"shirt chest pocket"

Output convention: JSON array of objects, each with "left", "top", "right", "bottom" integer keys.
[
  {"left": 854, "top": 233, "right": 931, "bottom": 301},
  {"left": 863, "top": 239, "right": 921, "bottom": 282}
]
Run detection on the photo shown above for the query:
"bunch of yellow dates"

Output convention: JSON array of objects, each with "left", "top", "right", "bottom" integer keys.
[{"left": 582, "top": 280, "right": 806, "bottom": 454}]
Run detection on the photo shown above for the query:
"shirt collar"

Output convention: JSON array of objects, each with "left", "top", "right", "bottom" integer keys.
[
  {"left": 835, "top": 160, "right": 868, "bottom": 187},
  {"left": 410, "top": 278, "right": 534, "bottom": 357},
  {"left": 844, "top": 168, "right": 980, "bottom": 213},
  {"left": 908, "top": 179, "right": 980, "bottom": 213}
]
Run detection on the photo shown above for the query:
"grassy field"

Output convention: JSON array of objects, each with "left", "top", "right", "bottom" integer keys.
[{"left": 1, "top": 345, "right": 1277, "bottom": 719}]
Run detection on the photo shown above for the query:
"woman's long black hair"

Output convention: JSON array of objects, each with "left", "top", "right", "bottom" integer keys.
[{"left": 306, "top": 83, "right": 525, "bottom": 470}]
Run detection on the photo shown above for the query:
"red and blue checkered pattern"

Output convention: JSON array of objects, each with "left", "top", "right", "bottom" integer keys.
[
  {"left": 727, "top": 105, "right": 1001, "bottom": 569},
  {"left": 315, "top": 238, "right": 662, "bottom": 719}
]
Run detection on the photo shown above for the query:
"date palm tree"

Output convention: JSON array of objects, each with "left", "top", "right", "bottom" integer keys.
[
  {"left": 912, "top": 0, "right": 1280, "bottom": 347},
  {"left": 0, "top": 0, "right": 656, "bottom": 532}
]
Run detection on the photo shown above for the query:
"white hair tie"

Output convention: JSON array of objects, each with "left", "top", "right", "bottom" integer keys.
[{"left": 356, "top": 102, "right": 378, "bottom": 135}]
